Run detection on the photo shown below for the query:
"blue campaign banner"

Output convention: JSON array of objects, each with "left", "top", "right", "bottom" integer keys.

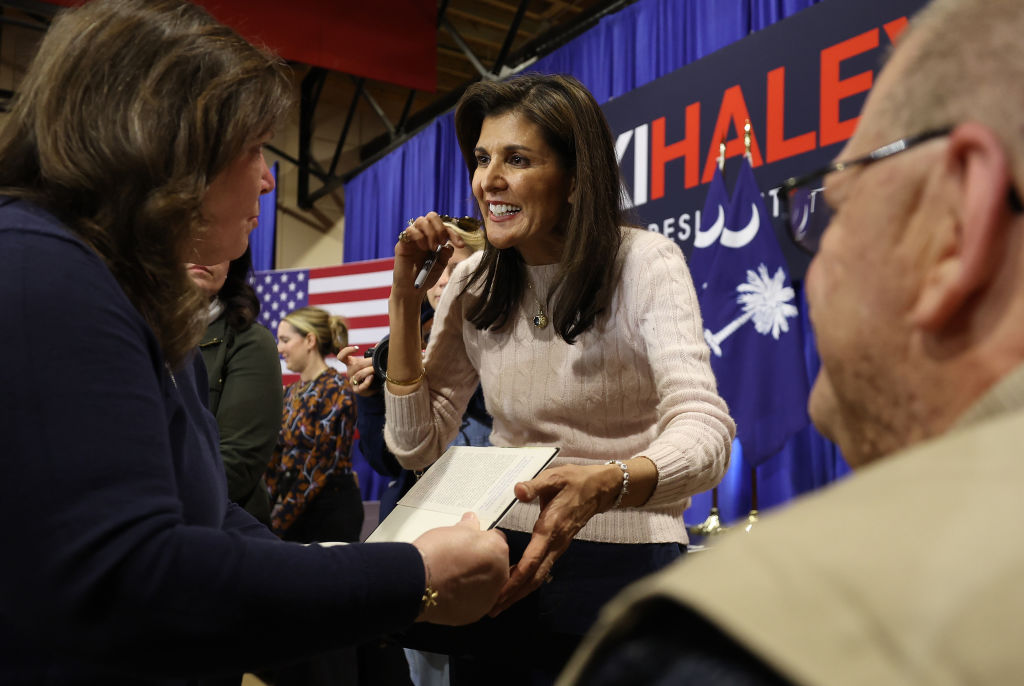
[{"left": 603, "top": 0, "right": 928, "bottom": 278}]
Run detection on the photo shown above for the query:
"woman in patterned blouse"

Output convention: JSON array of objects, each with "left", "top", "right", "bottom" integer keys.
[{"left": 266, "top": 306, "right": 363, "bottom": 543}]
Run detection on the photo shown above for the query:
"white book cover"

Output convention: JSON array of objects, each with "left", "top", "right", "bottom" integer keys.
[{"left": 365, "top": 445, "right": 559, "bottom": 543}]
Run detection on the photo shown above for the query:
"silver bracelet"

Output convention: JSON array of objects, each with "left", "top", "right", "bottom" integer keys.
[{"left": 605, "top": 460, "right": 630, "bottom": 509}]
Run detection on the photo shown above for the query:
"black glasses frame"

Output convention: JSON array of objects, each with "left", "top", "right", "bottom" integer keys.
[{"left": 777, "top": 128, "right": 952, "bottom": 254}]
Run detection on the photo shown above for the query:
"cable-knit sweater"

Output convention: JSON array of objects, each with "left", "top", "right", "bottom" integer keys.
[{"left": 385, "top": 227, "right": 735, "bottom": 544}]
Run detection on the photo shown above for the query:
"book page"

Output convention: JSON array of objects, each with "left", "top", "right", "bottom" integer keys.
[
  {"left": 364, "top": 445, "right": 558, "bottom": 543},
  {"left": 363, "top": 505, "right": 462, "bottom": 543}
]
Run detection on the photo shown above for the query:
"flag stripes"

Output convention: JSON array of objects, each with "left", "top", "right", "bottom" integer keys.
[{"left": 252, "top": 257, "right": 395, "bottom": 387}]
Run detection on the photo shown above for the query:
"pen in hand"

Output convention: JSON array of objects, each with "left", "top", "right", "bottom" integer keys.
[{"left": 413, "top": 243, "right": 445, "bottom": 289}]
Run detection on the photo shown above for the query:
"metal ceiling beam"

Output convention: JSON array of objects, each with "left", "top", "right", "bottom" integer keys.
[
  {"left": 440, "top": 15, "right": 496, "bottom": 81},
  {"left": 446, "top": 6, "right": 534, "bottom": 38},
  {"left": 359, "top": 78, "right": 397, "bottom": 137},
  {"left": 327, "top": 77, "right": 364, "bottom": 179},
  {"left": 265, "top": 143, "right": 329, "bottom": 183},
  {"left": 289, "top": 0, "right": 457, "bottom": 205},
  {"left": 297, "top": 67, "right": 328, "bottom": 210},
  {"left": 478, "top": 0, "right": 547, "bottom": 24},
  {"left": 304, "top": 170, "right": 346, "bottom": 208},
  {"left": 396, "top": 89, "right": 417, "bottom": 133},
  {"left": 492, "top": 0, "right": 530, "bottom": 74},
  {"left": 301, "top": 72, "right": 414, "bottom": 207}
]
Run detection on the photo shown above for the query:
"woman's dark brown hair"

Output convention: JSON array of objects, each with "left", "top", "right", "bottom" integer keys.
[
  {"left": 454, "top": 73, "right": 624, "bottom": 343},
  {"left": 221, "top": 247, "right": 261, "bottom": 333},
  {"left": 0, "top": 0, "right": 292, "bottom": 366}
]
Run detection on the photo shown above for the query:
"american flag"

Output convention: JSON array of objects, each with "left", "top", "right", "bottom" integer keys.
[{"left": 252, "top": 258, "right": 395, "bottom": 386}]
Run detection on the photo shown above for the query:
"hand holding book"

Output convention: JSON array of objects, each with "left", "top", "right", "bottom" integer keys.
[{"left": 411, "top": 511, "right": 509, "bottom": 626}]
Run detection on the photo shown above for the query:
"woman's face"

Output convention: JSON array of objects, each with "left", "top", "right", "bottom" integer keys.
[
  {"left": 276, "top": 320, "right": 314, "bottom": 373},
  {"left": 471, "top": 111, "right": 573, "bottom": 265},
  {"left": 427, "top": 245, "right": 474, "bottom": 310},
  {"left": 194, "top": 136, "right": 275, "bottom": 265},
  {"left": 185, "top": 261, "right": 229, "bottom": 298}
]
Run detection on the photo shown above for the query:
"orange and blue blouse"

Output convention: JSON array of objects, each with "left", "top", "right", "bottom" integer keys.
[{"left": 265, "top": 368, "right": 356, "bottom": 535}]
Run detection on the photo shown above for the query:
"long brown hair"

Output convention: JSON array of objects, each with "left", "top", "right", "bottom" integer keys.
[
  {"left": 0, "top": 0, "right": 291, "bottom": 366},
  {"left": 454, "top": 73, "right": 624, "bottom": 343}
]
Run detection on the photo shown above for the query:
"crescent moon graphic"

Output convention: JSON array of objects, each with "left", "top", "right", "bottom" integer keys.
[
  {"left": 694, "top": 204, "right": 725, "bottom": 248},
  {"left": 721, "top": 202, "right": 760, "bottom": 248}
]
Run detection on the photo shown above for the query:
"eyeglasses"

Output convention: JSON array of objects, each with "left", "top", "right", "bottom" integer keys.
[
  {"left": 777, "top": 128, "right": 952, "bottom": 254},
  {"left": 439, "top": 215, "right": 482, "bottom": 232}
]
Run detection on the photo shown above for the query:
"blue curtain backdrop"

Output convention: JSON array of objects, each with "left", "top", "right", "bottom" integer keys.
[{"left": 343, "top": 0, "right": 849, "bottom": 517}]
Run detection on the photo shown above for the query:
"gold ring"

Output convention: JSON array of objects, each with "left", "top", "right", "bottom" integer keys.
[{"left": 398, "top": 230, "right": 413, "bottom": 243}]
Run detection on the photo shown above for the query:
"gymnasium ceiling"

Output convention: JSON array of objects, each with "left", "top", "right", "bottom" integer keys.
[{"left": 1, "top": 0, "right": 632, "bottom": 208}]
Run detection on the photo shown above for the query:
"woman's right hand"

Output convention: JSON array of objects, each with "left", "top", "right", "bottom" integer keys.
[
  {"left": 389, "top": 211, "right": 465, "bottom": 395},
  {"left": 392, "top": 212, "right": 458, "bottom": 298},
  {"left": 412, "top": 512, "right": 509, "bottom": 626}
]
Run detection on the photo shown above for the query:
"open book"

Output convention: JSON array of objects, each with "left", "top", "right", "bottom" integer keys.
[{"left": 364, "top": 445, "right": 559, "bottom": 543}]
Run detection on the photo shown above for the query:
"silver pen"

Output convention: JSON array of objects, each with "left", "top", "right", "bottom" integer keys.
[{"left": 413, "top": 243, "right": 445, "bottom": 289}]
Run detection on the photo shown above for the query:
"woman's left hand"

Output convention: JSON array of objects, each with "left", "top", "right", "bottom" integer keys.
[{"left": 488, "top": 463, "right": 623, "bottom": 616}]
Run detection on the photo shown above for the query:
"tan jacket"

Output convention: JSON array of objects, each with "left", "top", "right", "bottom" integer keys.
[{"left": 559, "top": 367, "right": 1024, "bottom": 686}]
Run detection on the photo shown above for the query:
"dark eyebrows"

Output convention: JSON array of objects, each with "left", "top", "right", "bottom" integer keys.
[{"left": 474, "top": 144, "right": 535, "bottom": 154}]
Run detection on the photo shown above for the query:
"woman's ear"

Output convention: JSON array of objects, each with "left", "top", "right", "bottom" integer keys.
[{"left": 911, "top": 122, "right": 1015, "bottom": 331}]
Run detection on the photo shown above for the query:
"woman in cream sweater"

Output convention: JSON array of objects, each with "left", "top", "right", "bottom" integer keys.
[{"left": 384, "top": 73, "right": 735, "bottom": 685}]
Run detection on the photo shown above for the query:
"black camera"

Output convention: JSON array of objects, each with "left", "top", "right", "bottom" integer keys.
[{"left": 362, "top": 334, "right": 390, "bottom": 392}]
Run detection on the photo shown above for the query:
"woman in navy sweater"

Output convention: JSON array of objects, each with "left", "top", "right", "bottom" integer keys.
[{"left": 0, "top": 1, "right": 508, "bottom": 684}]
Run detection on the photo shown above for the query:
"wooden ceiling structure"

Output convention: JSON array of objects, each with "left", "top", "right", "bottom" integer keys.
[
  {"left": 286, "top": 0, "right": 634, "bottom": 209},
  {"left": 0, "top": 0, "right": 635, "bottom": 209}
]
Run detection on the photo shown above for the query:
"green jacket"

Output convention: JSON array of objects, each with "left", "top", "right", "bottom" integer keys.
[{"left": 199, "top": 313, "right": 282, "bottom": 524}]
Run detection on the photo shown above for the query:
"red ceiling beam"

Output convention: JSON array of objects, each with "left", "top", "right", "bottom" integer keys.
[{"left": 44, "top": 0, "right": 437, "bottom": 92}]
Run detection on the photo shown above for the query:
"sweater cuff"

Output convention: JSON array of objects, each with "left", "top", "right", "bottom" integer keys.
[
  {"left": 383, "top": 385, "right": 434, "bottom": 461},
  {"left": 634, "top": 429, "right": 725, "bottom": 509}
]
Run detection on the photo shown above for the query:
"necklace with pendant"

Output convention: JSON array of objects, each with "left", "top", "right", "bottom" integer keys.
[{"left": 526, "top": 278, "right": 549, "bottom": 329}]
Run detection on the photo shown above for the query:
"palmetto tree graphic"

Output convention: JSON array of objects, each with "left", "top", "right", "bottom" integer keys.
[{"left": 703, "top": 263, "right": 798, "bottom": 357}]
